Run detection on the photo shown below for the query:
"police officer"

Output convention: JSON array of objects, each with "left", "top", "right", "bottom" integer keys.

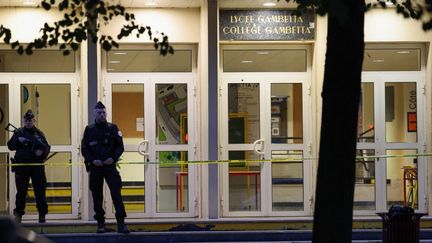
[
  {"left": 7, "top": 109, "right": 50, "bottom": 223},
  {"left": 81, "top": 101, "right": 129, "bottom": 234}
]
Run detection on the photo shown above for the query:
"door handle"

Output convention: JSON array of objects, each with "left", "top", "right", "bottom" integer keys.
[
  {"left": 138, "top": 140, "right": 150, "bottom": 156},
  {"left": 252, "top": 139, "right": 265, "bottom": 155}
]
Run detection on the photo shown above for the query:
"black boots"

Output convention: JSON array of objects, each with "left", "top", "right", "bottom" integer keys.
[
  {"left": 117, "top": 222, "right": 130, "bottom": 234},
  {"left": 96, "top": 221, "right": 106, "bottom": 233},
  {"left": 96, "top": 220, "right": 129, "bottom": 234},
  {"left": 13, "top": 212, "right": 46, "bottom": 223},
  {"left": 13, "top": 212, "right": 22, "bottom": 223},
  {"left": 38, "top": 214, "right": 46, "bottom": 223}
]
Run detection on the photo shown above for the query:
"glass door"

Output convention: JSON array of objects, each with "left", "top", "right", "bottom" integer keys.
[
  {"left": 354, "top": 82, "right": 377, "bottom": 214},
  {"left": 105, "top": 73, "right": 197, "bottom": 218},
  {"left": 8, "top": 74, "right": 80, "bottom": 220},
  {"left": 379, "top": 77, "right": 425, "bottom": 212},
  {"left": 220, "top": 75, "right": 312, "bottom": 217},
  {"left": 221, "top": 79, "right": 265, "bottom": 217},
  {"left": 355, "top": 72, "right": 426, "bottom": 214},
  {"left": 0, "top": 82, "right": 10, "bottom": 215},
  {"left": 109, "top": 79, "right": 148, "bottom": 217}
]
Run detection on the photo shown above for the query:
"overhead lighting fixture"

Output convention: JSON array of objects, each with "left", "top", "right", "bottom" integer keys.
[
  {"left": 257, "top": 51, "right": 269, "bottom": 55},
  {"left": 107, "top": 68, "right": 116, "bottom": 71},
  {"left": 113, "top": 52, "right": 127, "bottom": 55},
  {"left": 109, "top": 60, "right": 120, "bottom": 64},
  {"left": 241, "top": 60, "right": 253, "bottom": 63},
  {"left": 379, "top": 0, "right": 395, "bottom": 6},
  {"left": 396, "top": 50, "right": 410, "bottom": 54},
  {"left": 372, "top": 59, "right": 384, "bottom": 63},
  {"left": 145, "top": 0, "right": 157, "bottom": 6},
  {"left": 23, "top": 0, "right": 36, "bottom": 5},
  {"left": 263, "top": 2, "right": 277, "bottom": 7}
]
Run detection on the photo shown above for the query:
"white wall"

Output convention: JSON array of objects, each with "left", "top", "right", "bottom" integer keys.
[
  {"left": 0, "top": 7, "right": 201, "bottom": 43},
  {"left": 0, "top": 7, "right": 63, "bottom": 42},
  {"left": 365, "top": 9, "right": 432, "bottom": 41},
  {"left": 100, "top": 8, "right": 201, "bottom": 43}
]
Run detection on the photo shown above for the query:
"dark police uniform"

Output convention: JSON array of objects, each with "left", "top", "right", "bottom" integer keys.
[
  {"left": 81, "top": 120, "right": 127, "bottom": 224},
  {"left": 7, "top": 113, "right": 50, "bottom": 220}
]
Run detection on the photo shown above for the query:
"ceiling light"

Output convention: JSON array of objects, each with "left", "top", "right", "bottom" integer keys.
[
  {"left": 241, "top": 60, "right": 253, "bottom": 63},
  {"left": 372, "top": 59, "right": 384, "bottom": 63},
  {"left": 263, "top": 2, "right": 277, "bottom": 7},
  {"left": 23, "top": 0, "right": 36, "bottom": 5},
  {"left": 109, "top": 60, "right": 120, "bottom": 64},
  {"left": 113, "top": 52, "right": 127, "bottom": 55},
  {"left": 107, "top": 68, "right": 116, "bottom": 71},
  {"left": 378, "top": 0, "right": 395, "bottom": 6},
  {"left": 257, "top": 51, "right": 269, "bottom": 55},
  {"left": 396, "top": 51, "right": 410, "bottom": 54}
]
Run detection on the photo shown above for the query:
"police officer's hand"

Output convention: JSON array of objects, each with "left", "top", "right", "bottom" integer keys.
[
  {"left": 18, "top": 137, "right": 30, "bottom": 144},
  {"left": 103, "top": 157, "right": 114, "bottom": 165},
  {"left": 35, "top": 149, "right": 43, "bottom": 157},
  {"left": 92, "top": 160, "right": 103, "bottom": 166}
]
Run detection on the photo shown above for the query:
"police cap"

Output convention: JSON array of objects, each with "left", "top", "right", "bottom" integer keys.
[
  {"left": 94, "top": 101, "right": 106, "bottom": 110},
  {"left": 23, "top": 109, "right": 35, "bottom": 121}
]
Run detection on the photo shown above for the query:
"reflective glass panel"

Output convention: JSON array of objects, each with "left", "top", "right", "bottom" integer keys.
[
  {"left": 0, "top": 84, "right": 8, "bottom": 146},
  {"left": 0, "top": 50, "right": 75, "bottom": 72},
  {"left": 271, "top": 150, "right": 303, "bottom": 211},
  {"left": 0, "top": 86, "right": 10, "bottom": 213},
  {"left": 28, "top": 152, "right": 72, "bottom": 214},
  {"left": 363, "top": 49, "right": 420, "bottom": 71},
  {"left": 156, "top": 84, "right": 188, "bottom": 145},
  {"left": 386, "top": 150, "right": 418, "bottom": 210},
  {"left": 21, "top": 84, "right": 71, "bottom": 145},
  {"left": 112, "top": 85, "right": 146, "bottom": 213},
  {"left": 118, "top": 152, "right": 145, "bottom": 213},
  {"left": 0, "top": 153, "right": 9, "bottom": 215},
  {"left": 385, "top": 82, "right": 417, "bottom": 143},
  {"left": 354, "top": 149, "right": 375, "bottom": 210},
  {"left": 271, "top": 83, "right": 303, "bottom": 144},
  {"left": 156, "top": 151, "right": 188, "bottom": 213},
  {"left": 223, "top": 49, "right": 307, "bottom": 72},
  {"left": 107, "top": 50, "right": 192, "bottom": 72},
  {"left": 357, "top": 83, "right": 374, "bottom": 143},
  {"left": 229, "top": 151, "right": 261, "bottom": 211},
  {"left": 228, "top": 83, "right": 260, "bottom": 144},
  {"left": 112, "top": 84, "right": 144, "bottom": 142}
]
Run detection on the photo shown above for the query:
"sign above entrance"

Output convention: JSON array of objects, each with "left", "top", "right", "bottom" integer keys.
[{"left": 219, "top": 9, "right": 315, "bottom": 41}]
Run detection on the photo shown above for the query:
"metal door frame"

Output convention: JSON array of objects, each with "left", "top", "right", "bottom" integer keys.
[
  {"left": 220, "top": 73, "right": 312, "bottom": 217},
  {"left": 356, "top": 71, "right": 426, "bottom": 215},
  {"left": 2, "top": 73, "right": 81, "bottom": 220},
  {"left": 104, "top": 73, "right": 198, "bottom": 218}
]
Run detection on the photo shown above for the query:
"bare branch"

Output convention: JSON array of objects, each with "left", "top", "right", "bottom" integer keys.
[{"left": 0, "top": 0, "right": 173, "bottom": 56}]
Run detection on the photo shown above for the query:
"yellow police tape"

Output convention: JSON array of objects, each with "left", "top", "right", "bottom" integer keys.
[{"left": 1, "top": 152, "right": 432, "bottom": 167}]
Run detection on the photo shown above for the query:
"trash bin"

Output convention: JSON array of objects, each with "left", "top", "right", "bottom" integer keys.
[{"left": 377, "top": 205, "right": 426, "bottom": 243}]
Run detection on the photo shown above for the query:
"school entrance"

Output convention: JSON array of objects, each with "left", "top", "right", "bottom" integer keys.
[{"left": 103, "top": 45, "right": 198, "bottom": 218}]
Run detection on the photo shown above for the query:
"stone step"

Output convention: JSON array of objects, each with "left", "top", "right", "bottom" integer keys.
[{"left": 42, "top": 229, "right": 432, "bottom": 243}]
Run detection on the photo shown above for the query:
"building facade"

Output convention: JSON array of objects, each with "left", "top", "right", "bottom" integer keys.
[{"left": 0, "top": 0, "right": 431, "bottom": 222}]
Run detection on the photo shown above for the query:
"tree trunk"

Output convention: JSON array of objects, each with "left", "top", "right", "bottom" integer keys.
[{"left": 312, "top": 1, "right": 365, "bottom": 242}]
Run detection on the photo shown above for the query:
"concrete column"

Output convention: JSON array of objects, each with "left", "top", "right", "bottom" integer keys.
[
  {"left": 85, "top": 20, "right": 98, "bottom": 221},
  {"left": 208, "top": 0, "right": 219, "bottom": 219}
]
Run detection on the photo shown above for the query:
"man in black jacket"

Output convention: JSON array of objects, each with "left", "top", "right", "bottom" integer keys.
[
  {"left": 81, "top": 101, "right": 129, "bottom": 234},
  {"left": 7, "top": 109, "right": 50, "bottom": 223}
]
